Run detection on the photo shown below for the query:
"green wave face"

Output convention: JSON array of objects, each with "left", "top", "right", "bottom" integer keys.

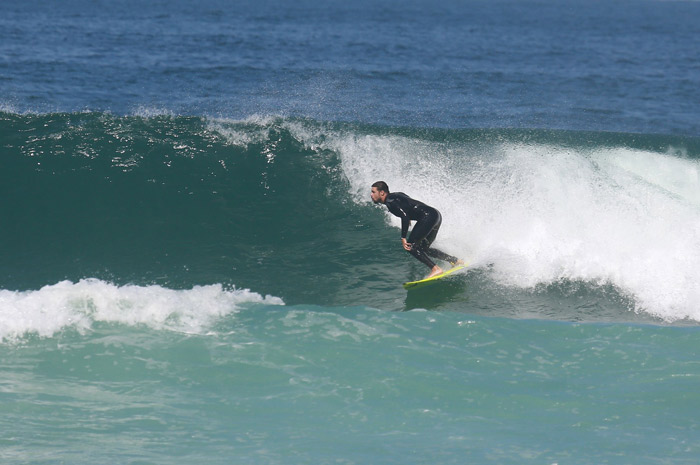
[{"left": 2, "top": 111, "right": 700, "bottom": 321}]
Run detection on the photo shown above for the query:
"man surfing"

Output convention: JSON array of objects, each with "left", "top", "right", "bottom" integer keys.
[{"left": 371, "top": 181, "right": 463, "bottom": 279}]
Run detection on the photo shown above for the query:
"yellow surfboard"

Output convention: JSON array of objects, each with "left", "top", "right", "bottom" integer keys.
[{"left": 403, "top": 264, "right": 467, "bottom": 290}]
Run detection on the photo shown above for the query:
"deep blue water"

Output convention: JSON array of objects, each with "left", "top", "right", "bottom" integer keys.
[
  {"left": 2, "top": 0, "right": 700, "bottom": 464},
  {"left": 2, "top": 0, "right": 699, "bottom": 133}
]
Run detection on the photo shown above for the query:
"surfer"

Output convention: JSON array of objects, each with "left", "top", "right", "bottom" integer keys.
[{"left": 371, "top": 181, "right": 462, "bottom": 278}]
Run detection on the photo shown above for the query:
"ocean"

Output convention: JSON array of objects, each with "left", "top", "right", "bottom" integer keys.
[{"left": 1, "top": 0, "right": 699, "bottom": 463}]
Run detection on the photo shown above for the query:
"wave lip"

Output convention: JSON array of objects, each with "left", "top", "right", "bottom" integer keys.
[{"left": 0, "top": 279, "right": 284, "bottom": 342}]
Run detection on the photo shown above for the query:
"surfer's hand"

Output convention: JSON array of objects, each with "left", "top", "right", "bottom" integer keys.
[{"left": 402, "top": 238, "right": 412, "bottom": 251}]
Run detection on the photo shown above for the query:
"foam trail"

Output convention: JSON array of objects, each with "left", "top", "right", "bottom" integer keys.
[{"left": 0, "top": 279, "right": 284, "bottom": 342}]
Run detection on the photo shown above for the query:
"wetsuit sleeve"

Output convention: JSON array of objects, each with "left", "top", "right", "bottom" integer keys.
[
  {"left": 399, "top": 216, "right": 410, "bottom": 238},
  {"left": 386, "top": 199, "right": 411, "bottom": 238}
]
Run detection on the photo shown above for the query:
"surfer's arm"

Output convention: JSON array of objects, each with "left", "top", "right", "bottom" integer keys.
[
  {"left": 400, "top": 217, "right": 411, "bottom": 239},
  {"left": 386, "top": 198, "right": 412, "bottom": 239},
  {"left": 400, "top": 219, "right": 412, "bottom": 250}
]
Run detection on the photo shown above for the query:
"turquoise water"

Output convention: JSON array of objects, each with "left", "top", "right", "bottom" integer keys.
[
  {"left": 2, "top": 307, "right": 700, "bottom": 464},
  {"left": 2, "top": 0, "right": 700, "bottom": 463},
  {"left": 2, "top": 307, "right": 699, "bottom": 464}
]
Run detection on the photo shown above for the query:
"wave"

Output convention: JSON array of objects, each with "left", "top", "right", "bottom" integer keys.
[
  {"left": 0, "top": 279, "right": 284, "bottom": 342},
  {"left": 2, "top": 110, "right": 700, "bottom": 322},
  {"left": 327, "top": 124, "right": 700, "bottom": 321}
]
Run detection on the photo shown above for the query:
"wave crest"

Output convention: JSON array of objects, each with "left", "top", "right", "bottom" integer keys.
[{"left": 0, "top": 279, "right": 284, "bottom": 342}]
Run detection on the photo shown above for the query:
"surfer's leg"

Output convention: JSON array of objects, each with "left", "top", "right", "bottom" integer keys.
[
  {"left": 411, "top": 211, "right": 461, "bottom": 266},
  {"left": 426, "top": 247, "right": 461, "bottom": 265},
  {"left": 424, "top": 228, "right": 461, "bottom": 264},
  {"left": 409, "top": 245, "right": 437, "bottom": 269},
  {"left": 407, "top": 213, "right": 445, "bottom": 277},
  {"left": 408, "top": 211, "right": 441, "bottom": 246},
  {"left": 410, "top": 244, "right": 442, "bottom": 278},
  {"left": 407, "top": 211, "right": 441, "bottom": 270}
]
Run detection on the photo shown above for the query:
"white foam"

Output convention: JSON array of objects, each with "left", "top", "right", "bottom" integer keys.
[
  {"left": 208, "top": 115, "right": 282, "bottom": 147},
  {"left": 0, "top": 279, "right": 284, "bottom": 342},
  {"left": 131, "top": 106, "right": 176, "bottom": 118},
  {"left": 0, "top": 102, "right": 19, "bottom": 114},
  {"left": 329, "top": 131, "right": 700, "bottom": 322}
]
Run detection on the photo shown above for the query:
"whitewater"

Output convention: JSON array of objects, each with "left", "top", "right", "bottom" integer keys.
[{"left": 335, "top": 130, "right": 700, "bottom": 322}]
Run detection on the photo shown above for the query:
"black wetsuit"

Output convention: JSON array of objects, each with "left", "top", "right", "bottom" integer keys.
[{"left": 384, "top": 192, "right": 459, "bottom": 269}]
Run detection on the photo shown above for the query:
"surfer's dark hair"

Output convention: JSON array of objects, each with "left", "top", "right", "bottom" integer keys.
[{"left": 372, "top": 181, "right": 389, "bottom": 193}]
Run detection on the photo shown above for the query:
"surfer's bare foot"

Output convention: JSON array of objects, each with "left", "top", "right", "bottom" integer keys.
[
  {"left": 426, "top": 266, "right": 443, "bottom": 279},
  {"left": 451, "top": 259, "right": 465, "bottom": 267}
]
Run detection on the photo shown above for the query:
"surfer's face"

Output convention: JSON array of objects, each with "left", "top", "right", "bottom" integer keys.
[{"left": 370, "top": 187, "right": 385, "bottom": 204}]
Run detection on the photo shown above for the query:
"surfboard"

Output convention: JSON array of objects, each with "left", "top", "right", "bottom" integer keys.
[{"left": 403, "top": 264, "right": 467, "bottom": 290}]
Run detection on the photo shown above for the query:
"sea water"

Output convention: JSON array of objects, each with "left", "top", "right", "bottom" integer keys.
[{"left": 1, "top": 0, "right": 699, "bottom": 464}]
